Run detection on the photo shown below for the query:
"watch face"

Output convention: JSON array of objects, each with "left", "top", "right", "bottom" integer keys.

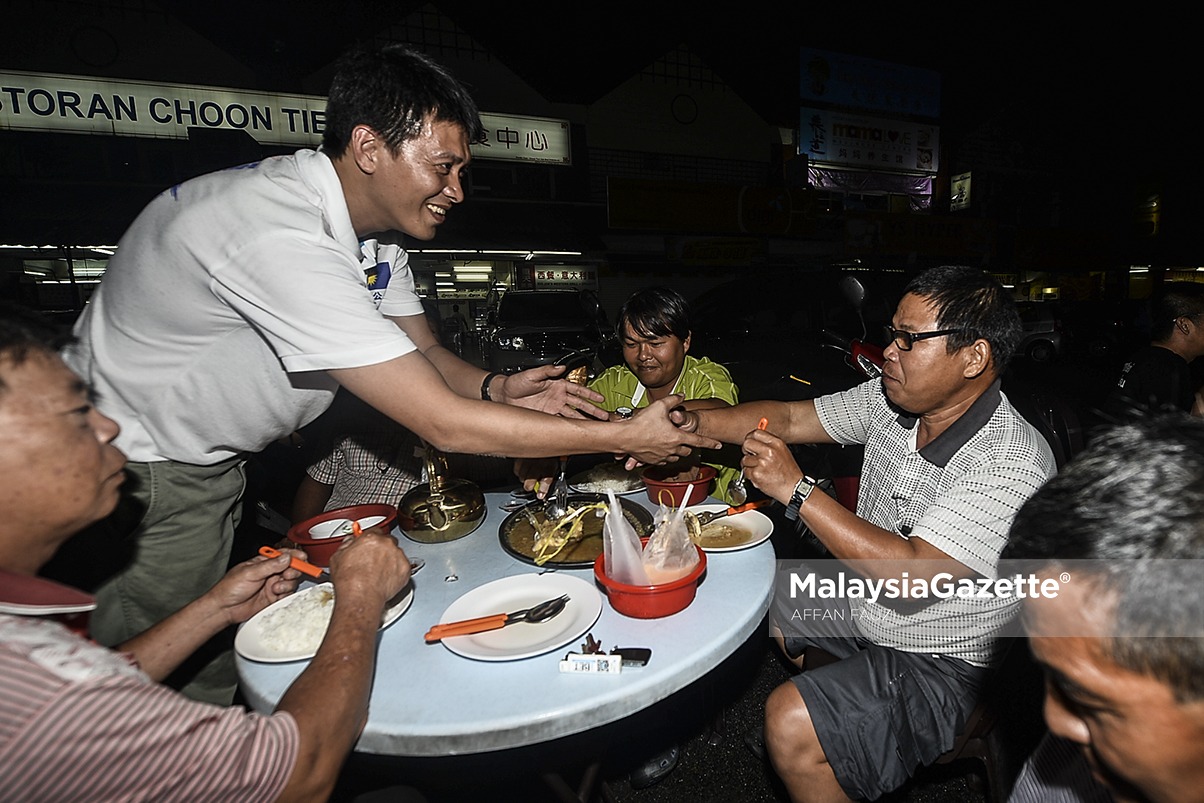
[{"left": 785, "top": 476, "right": 817, "bottom": 522}]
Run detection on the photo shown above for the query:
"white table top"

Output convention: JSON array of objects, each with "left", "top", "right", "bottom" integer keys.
[{"left": 236, "top": 491, "right": 776, "bottom": 756}]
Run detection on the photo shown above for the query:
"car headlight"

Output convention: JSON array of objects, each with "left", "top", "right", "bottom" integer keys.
[{"left": 494, "top": 335, "right": 526, "bottom": 351}]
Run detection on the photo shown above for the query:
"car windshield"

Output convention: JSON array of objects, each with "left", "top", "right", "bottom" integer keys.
[{"left": 496, "top": 293, "right": 582, "bottom": 326}]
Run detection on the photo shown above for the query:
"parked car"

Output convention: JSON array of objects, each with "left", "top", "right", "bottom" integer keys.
[
  {"left": 1015, "top": 301, "right": 1063, "bottom": 363},
  {"left": 480, "top": 289, "right": 610, "bottom": 375}
]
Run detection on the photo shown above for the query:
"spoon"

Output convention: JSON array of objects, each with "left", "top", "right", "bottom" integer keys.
[
  {"left": 423, "top": 594, "right": 570, "bottom": 642},
  {"left": 308, "top": 518, "right": 353, "bottom": 539},
  {"left": 543, "top": 456, "right": 571, "bottom": 520},
  {"left": 258, "top": 546, "right": 424, "bottom": 579},
  {"left": 690, "top": 498, "right": 773, "bottom": 527},
  {"left": 730, "top": 417, "right": 768, "bottom": 505}
]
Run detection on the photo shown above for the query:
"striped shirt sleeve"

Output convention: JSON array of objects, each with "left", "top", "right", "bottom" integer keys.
[{"left": 1, "top": 619, "right": 299, "bottom": 803}]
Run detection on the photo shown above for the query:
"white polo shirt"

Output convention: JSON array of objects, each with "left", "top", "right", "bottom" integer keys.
[{"left": 67, "top": 150, "right": 424, "bottom": 465}]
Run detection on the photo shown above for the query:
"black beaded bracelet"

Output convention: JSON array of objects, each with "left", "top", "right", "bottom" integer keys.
[{"left": 480, "top": 371, "right": 501, "bottom": 401}]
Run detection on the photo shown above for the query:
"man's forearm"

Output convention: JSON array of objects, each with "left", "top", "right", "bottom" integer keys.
[
  {"left": 693, "top": 400, "right": 792, "bottom": 443},
  {"left": 330, "top": 356, "right": 718, "bottom": 463},
  {"left": 679, "top": 398, "right": 732, "bottom": 412},
  {"left": 273, "top": 591, "right": 388, "bottom": 802},
  {"left": 116, "top": 595, "right": 230, "bottom": 681},
  {"left": 797, "top": 491, "right": 975, "bottom": 582},
  {"left": 420, "top": 342, "right": 487, "bottom": 398},
  {"left": 693, "top": 398, "right": 834, "bottom": 446}
]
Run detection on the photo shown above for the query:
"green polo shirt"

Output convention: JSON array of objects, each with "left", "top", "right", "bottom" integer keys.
[{"left": 590, "top": 355, "right": 742, "bottom": 504}]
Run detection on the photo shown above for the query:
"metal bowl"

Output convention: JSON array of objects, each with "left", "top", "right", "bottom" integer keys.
[
  {"left": 398, "top": 478, "right": 486, "bottom": 544},
  {"left": 498, "top": 493, "right": 654, "bottom": 568}
]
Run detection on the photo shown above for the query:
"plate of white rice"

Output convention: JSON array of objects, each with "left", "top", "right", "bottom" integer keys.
[{"left": 235, "top": 582, "right": 413, "bottom": 663}]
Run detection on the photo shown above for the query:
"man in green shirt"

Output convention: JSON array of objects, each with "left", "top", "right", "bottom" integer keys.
[{"left": 520, "top": 286, "right": 742, "bottom": 504}]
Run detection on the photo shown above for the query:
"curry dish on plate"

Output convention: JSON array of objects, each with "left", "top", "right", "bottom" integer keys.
[{"left": 499, "top": 493, "right": 654, "bottom": 568}]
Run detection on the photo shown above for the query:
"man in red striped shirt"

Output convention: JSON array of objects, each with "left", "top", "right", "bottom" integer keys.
[{"left": 0, "top": 301, "right": 415, "bottom": 801}]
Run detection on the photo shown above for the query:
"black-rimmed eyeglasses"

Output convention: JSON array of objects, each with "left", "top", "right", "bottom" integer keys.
[{"left": 883, "top": 325, "right": 963, "bottom": 351}]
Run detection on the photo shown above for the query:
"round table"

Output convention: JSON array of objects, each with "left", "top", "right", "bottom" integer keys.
[{"left": 236, "top": 491, "right": 776, "bottom": 756}]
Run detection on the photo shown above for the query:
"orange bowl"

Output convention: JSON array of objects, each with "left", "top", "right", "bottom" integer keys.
[
  {"left": 286, "top": 504, "right": 397, "bottom": 567},
  {"left": 593, "top": 539, "right": 707, "bottom": 618},
  {"left": 641, "top": 464, "right": 717, "bottom": 507}
]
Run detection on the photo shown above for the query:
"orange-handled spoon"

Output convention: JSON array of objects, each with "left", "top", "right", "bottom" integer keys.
[
  {"left": 259, "top": 545, "right": 326, "bottom": 579},
  {"left": 692, "top": 497, "right": 773, "bottom": 527},
  {"left": 424, "top": 594, "right": 570, "bottom": 643}
]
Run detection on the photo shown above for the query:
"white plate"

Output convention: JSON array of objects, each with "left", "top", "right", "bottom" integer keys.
[
  {"left": 568, "top": 462, "right": 645, "bottom": 495},
  {"left": 690, "top": 504, "right": 774, "bottom": 552},
  {"left": 436, "top": 574, "right": 602, "bottom": 661},
  {"left": 235, "top": 582, "right": 413, "bottom": 663}
]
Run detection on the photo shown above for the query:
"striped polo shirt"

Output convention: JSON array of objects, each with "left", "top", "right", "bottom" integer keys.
[
  {"left": 815, "top": 378, "right": 1056, "bottom": 666},
  {"left": 1, "top": 573, "right": 298, "bottom": 801}
]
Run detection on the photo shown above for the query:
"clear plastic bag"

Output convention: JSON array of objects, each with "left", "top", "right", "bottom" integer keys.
[
  {"left": 602, "top": 490, "right": 650, "bottom": 585},
  {"left": 641, "top": 500, "right": 700, "bottom": 584}
]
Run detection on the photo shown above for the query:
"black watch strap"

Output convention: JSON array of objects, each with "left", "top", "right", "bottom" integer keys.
[
  {"left": 784, "top": 475, "right": 817, "bottom": 521},
  {"left": 480, "top": 371, "right": 502, "bottom": 401}
]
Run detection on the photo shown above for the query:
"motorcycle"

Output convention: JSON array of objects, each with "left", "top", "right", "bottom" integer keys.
[
  {"left": 822, "top": 275, "right": 885, "bottom": 382},
  {"left": 779, "top": 275, "right": 885, "bottom": 513}
]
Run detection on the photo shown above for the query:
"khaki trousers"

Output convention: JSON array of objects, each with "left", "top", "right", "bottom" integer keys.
[{"left": 89, "top": 457, "right": 246, "bottom": 705}]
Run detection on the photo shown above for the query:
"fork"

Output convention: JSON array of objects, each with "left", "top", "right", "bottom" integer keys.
[{"left": 423, "top": 594, "right": 570, "bottom": 642}]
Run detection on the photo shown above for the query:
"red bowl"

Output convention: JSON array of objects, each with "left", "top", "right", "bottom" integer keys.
[
  {"left": 593, "top": 539, "right": 707, "bottom": 619},
  {"left": 641, "top": 464, "right": 717, "bottom": 508},
  {"left": 286, "top": 504, "right": 398, "bottom": 567}
]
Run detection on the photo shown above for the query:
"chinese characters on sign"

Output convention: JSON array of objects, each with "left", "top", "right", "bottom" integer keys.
[
  {"left": 474, "top": 113, "right": 571, "bottom": 165},
  {"left": 799, "top": 107, "right": 939, "bottom": 174},
  {"left": 533, "top": 268, "right": 597, "bottom": 290}
]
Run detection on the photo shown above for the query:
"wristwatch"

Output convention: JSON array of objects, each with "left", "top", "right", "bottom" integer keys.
[{"left": 784, "top": 474, "right": 819, "bottom": 521}]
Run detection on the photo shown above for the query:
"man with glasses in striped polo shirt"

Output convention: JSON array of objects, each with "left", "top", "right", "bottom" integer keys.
[{"left": 673, "top": 265, "right": 1056, "bottom": 802}]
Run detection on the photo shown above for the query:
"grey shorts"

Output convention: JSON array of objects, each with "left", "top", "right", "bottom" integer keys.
[{"left": 775, "top": 596, "right": 989, "bottom": 800}]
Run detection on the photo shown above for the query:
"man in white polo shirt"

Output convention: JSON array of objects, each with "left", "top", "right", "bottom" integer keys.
[{"left": 64, "top": 43, "right": 717, "bottom": 704}]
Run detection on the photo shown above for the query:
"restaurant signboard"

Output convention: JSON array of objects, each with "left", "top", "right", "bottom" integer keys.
[
  {"left": 800, "top": 106, "right": 939, "bottom": 175},
  {"left": 0, "top": 70, "right": 569, "bottom": 164},
  {"left": 477, "top": 112, "right": 571, "bottom": 165},
  {"left": 0, "top": 70, "right": 325, "bottom": 146},
  {"left": 531, "top": 266, "right": 598, "bottom": 290}
]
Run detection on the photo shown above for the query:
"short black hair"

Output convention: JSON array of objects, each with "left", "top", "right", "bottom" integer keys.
[
  {"left": 616, "top": 287, "right": 692, "bottom": 342},
  {"left": 1149, "top": 282, "right": 1204, "bottom": 342},
  {"left": 0, "top": 302, "right": 74, "bottom": 394},
  {"left": 1004, "top": 412, "right": 1204, "bottom": 700},
  {"left": 321, "top": 43, "right": 485, "bottom": 156},
  {"left": 903, "top": 265, "right": 1022, "bottom": 371}
]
